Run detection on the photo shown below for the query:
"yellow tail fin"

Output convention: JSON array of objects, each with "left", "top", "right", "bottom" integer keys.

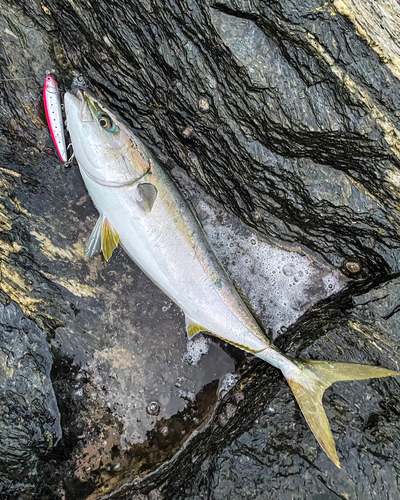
[{"left": 284, "top": 359, "right": 398, "bottom": 468}]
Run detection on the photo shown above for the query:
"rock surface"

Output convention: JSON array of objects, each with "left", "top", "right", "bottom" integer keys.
[{"left": 0, "top": 0, "right": 399, "bottom": 498}]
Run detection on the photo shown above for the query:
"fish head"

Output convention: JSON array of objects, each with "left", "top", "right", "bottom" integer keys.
[{"left": 65, "top": 90, "right": 149, "bottom": 186}]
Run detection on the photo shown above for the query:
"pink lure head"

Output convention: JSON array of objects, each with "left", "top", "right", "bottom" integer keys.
[{"left": 44, "top": 74, "right": 58, "bottom": 94}]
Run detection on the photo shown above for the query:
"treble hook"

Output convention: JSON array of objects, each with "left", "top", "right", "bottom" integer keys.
[{"left": 64, "top": 143, "right": 75, "bottom": 168}]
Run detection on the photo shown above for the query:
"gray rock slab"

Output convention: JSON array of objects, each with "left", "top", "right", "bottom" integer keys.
[{"left": 0, "top": 0, "right": 399, "bottom": 498}]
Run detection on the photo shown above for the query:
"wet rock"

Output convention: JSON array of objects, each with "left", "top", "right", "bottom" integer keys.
[
  {"left": 0, "top": 301, "right": 61, "bottom": 497},
  {"left": 343, "top": 258, "right": 363, "bottom": 276},
  {"left": 217, "top": 403, "right": 237, "bottom": 427},
  {"left": 198, "top": 98, "right": 210, "bottom": 113},
  {"left": 182, "top": 126, "right": 195, "bottom": 140},
  {"left": 7, "top": 0, "right": 398, "bottom": 274},
  {"left": 0, "top": 0, "right": 399, "bottom": 498}
]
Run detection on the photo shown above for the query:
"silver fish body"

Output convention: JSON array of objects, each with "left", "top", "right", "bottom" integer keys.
[{"left": 66, "top": 90, "right": 285, "bottom": 366}]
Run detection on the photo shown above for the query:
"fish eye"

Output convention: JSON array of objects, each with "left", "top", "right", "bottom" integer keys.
[{"left": 99, "top": 114, "right": 112, "bottom": 129}]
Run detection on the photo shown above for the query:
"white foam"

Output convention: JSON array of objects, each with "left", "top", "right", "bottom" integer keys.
[
  {"left": 178, "top": 389, "right": 196, "bottom": 402},
  {"left": 192, "top": 199, "right": 346, "bottom": 338},
  {"left": 182, "top": 334, "right": 210, "bottom": 365},
  {"left": 161, "top": 301, "right": 173, "bottom": 312}
]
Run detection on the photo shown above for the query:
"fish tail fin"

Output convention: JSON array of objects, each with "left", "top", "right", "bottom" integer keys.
[{"left": 282, "top": 359, "right": 398, "bottom": 468}]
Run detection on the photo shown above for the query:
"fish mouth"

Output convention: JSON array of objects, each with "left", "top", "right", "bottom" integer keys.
[
  {"left": 76, "top": 89, "right": 113, "bottom": 125},
  {"left": 76, "top": 89, "right": 94, "bottom": 123}
]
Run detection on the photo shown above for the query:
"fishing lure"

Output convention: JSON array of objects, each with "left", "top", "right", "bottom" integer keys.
[{"left": 43, "top": 75, "right": 68, "bottom": 163}]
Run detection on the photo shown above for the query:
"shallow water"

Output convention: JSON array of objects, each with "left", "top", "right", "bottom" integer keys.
[{"left": 42, "top": 159, "right": 347, "bottom": 497}]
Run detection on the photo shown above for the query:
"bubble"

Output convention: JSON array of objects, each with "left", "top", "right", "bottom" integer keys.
[
  {"left": 322, "top": 275, "right": 341, "bottom": 294},
  {"left": 146, "top": 401, "right": 160, "bottom": 416},
  {"left": 282, "top": 263, "right": 296, "bottom": 277},
  {"left": 250, "top": 239, "right": 256, "bottom": 245},
  {"left": 343, "top": 259, "right": 362, "bottom": 275}
]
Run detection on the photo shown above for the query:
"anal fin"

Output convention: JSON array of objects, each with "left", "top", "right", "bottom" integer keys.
[{"left": 185, "top": 315, "right": 208, "bottom": 338}]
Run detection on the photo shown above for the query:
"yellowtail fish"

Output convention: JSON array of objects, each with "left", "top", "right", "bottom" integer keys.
[{"left": 64, "top": 90, "right": 398, "bottom": 468}]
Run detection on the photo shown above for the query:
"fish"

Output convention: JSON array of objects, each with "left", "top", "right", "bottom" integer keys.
[
  {"left": 64, "top": 89, "right": 398, "bottom": 468},
  {"left": 43, "top": 75, "right": 68, "bottom": 163}
]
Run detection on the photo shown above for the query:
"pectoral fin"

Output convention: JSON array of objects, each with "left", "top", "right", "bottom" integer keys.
[
  {"left": 85, "top": 216, "right": 103, "bottom": 259},
  {"left": 101, "top": 218, "right": 120, "bottom": 261},
  {"left": 185, "top": 315, "right": 207, "bottom": 338},
  {"left": 138, "top": 183, "right": 158, "bottom": 212}
]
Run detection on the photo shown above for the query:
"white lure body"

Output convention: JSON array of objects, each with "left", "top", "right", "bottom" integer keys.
[{"left": 43, "top": 75, "right": 68, "bottom": 163}]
